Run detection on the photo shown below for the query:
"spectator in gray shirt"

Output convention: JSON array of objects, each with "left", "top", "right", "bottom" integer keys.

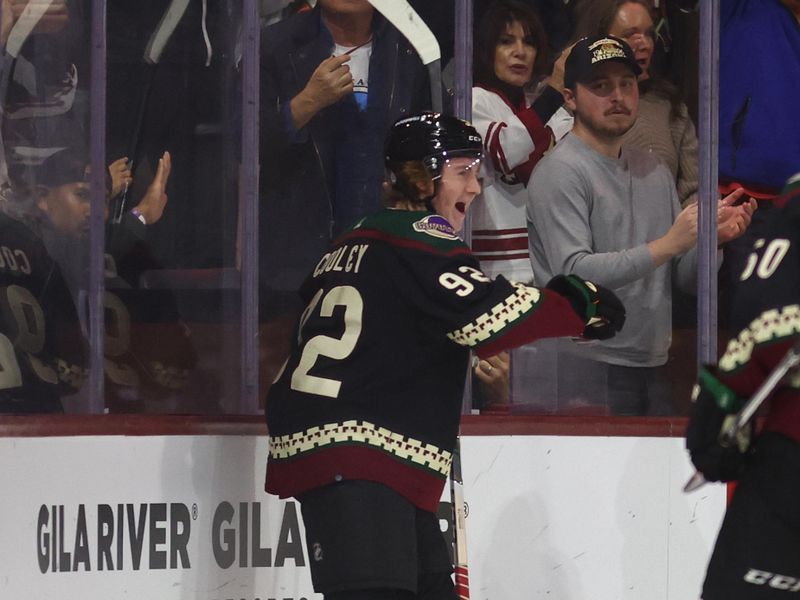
[{"left": 526, "top": 36, "right": 756, "bottom": 415}]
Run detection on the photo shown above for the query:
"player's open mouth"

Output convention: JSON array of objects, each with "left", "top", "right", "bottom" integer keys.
[{"left": 455, "top": 202, "right": 466, "bottom": 214}]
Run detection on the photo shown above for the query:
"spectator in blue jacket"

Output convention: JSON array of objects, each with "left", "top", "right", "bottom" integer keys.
[
  {"left": 258, "top": 0, "right": 433, "bottom": 397},
  {"left": 259, "top": 0, "right": 432, "bottom": 305}
]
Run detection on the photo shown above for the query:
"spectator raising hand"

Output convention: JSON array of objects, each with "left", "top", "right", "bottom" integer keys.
[
  {"left": 290, "top": 54, "right": 354, "bottom": 130},
  {"left": 108, "top": 157, "right": 132, "bottom": 199},
  {"left": 130, "top": 151, "right": 171, "bottom": 226}
]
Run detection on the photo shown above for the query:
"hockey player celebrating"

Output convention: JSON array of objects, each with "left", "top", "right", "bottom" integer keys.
[
  {"left": 686, "top": 172, "right": 800, "bottom": 599},
  {"left": 264, "top": 112, "right": 626, "bottom": 600}
]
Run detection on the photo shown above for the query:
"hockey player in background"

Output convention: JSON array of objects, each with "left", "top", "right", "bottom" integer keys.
[
  {"left": 0, "top": 153, "right": 89, "bottom": 413},
  {"left": 264, "top": 112, "right": 626, "bottom": 600},
  {"left": 1, "top": 148, "right": 195, "bottom": 414},
  {"left": 686, "top": 172, "right": 800, "bottom": 599}
]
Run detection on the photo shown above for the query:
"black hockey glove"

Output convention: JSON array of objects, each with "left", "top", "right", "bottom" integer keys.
[
  {"left": 545, "top": 275, "right": 625, "bottom": 340},
  {"left": 685, "top": 366, "right": 753, "bottom": 482}
]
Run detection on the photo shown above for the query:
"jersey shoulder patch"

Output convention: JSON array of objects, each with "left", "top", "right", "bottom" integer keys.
[
  {"left": 343, "top": 209, "right": 466, "bottom": 255},
  {"left": 410, "top": 214, "right": 459, "bottom": 240}
]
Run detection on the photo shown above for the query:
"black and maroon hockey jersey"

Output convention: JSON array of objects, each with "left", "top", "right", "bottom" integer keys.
[
  {"left": 0, "top": 212, "right": 87, "bottom": 411},
  {"left": 265, "top": 208, "right": 585, "bottom": 512},
  {"left": 716, "top": 182, "right": 800, "bottom": 443}
]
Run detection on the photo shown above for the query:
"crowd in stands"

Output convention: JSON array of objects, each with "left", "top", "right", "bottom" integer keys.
[{"left": 0, "top": 0, "right": 797, "bottom": 416}]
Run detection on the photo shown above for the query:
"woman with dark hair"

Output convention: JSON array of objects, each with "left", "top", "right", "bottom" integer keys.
[
  {"left": 562, "top": 0, "right": 699, "bottom": 206},
  {"left": 470, "top": 0, "right": 555, "bottom": 284}
]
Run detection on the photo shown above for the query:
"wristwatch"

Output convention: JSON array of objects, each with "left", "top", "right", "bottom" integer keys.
[{"left": 130, "top": 208, "right": 147, "bottom": 225}]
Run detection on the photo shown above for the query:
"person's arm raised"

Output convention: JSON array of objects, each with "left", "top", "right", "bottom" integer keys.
[{"left": 289, "top": 54, "right": 354, "bottom": 130}]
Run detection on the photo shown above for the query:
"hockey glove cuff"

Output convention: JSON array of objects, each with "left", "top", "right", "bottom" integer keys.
[
  {"left": 686, "top": 366, "right": 753, "bottom": 482},
  {"left": 545, "top": 275, "right": 626, "bottom": 340}
]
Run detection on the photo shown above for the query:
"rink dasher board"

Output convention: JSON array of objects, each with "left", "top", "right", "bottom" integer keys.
[{"left": 0, "top": 434, "right": 726, "bottom": 600}]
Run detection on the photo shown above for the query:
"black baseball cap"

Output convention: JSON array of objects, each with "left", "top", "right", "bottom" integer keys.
[
  {"left": 31, "top": 148, "right": 113, "bottom": 195},
  {"left": 32, "top": 148, "right": 90, "bottom": 188},
  {"left": 564, "top": 35, "right": 642, "bottom": 89}
]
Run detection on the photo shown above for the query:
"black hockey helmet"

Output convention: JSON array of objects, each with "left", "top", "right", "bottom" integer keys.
[{"left": 384, "top": 112, "right": 483, "bottom": 180}]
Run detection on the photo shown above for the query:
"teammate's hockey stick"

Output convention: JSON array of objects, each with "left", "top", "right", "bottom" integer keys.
[
  {"left": 366, "top": 0, "right": 443, "bottom": 113},
  {"left": 0, "top": 0, "right": 59, "bottom": 185},
  {"left": 364, "top": 5, "right": 467, "bottom": 591},
  {"left": 113, "top": 0, "right": 190, "bottom": 221},
  {"left": 683, "top": 338, "right": 800, "bottom": 493},
  {"left": 4, "top": 0, "right": 59, "bottom": 59},
  {"left": 450, "top": 437, "right": 470, "bottom": 600},
  {"left": 1, "top": 1, "right": 59, "bottom": 115},
  {"left": 373, "top": 4, "right": 467, "bottom": 589}
]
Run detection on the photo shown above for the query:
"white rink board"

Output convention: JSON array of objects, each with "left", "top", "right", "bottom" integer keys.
[
  {"left": 0, "top": 435, "right": 726, "bottom": 600},
  {"left": 461, "top": 436, "right": 726, "bottom": 600}
]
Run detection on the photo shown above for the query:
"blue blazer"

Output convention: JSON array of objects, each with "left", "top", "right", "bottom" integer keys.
[{"left": 259, "top": 7, "right": 432, "bottom": 299}]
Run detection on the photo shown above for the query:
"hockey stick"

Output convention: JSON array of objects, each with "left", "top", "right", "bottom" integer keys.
[
  {"left": 0, "top": 0, "right": 59, "bottom": 185},
  {"left": 365, "top": 5, "right": 468, "bottom": 590},
  {"left": 366, "top": 0, "right": 443, "bottom": 113},
  {"left": 683, "top": 338, "right": 800, "bottom": 493},
  {"left": 450, "top": 436, "right": 470, "bottom": 600},
  {"left": 4, "top": 0, "right": 59, "bottom": 59},
  {"left": 113, "top": 0, "right": 190, "bottom": 222},
  {"left": 723, "top": 339, "right": 800, "bottom": 443}
]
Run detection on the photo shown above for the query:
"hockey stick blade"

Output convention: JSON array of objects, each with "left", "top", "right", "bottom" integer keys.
[
  {"left": 367, "top": 0, "right": 443, "bottom": 113},
  {"left": 683, "top": 338, "right": 800, "bottom": 493},
  {"left": 5, "top": 0, "right": 57, "bottom": 59},
  {"left": 367, "top": 0, "right": 440, "bottom": 65},
  {"left": 144, "top": 0, "right": 191, "bottom": 65},
  {"left": 724, "top": 338, "right": 800, "bottom": 442},
  {"left": 682, "top": 471, "right": 707, "bottom": 493}
]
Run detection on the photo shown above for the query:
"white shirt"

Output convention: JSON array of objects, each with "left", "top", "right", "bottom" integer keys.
[{"left": 333, "top": 41, "right": 372, "bottom": 111}]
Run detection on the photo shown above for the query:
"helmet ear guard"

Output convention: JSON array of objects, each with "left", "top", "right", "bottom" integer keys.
[{"left": 423, "top": 155, "right": 441, "bottom": 179}]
